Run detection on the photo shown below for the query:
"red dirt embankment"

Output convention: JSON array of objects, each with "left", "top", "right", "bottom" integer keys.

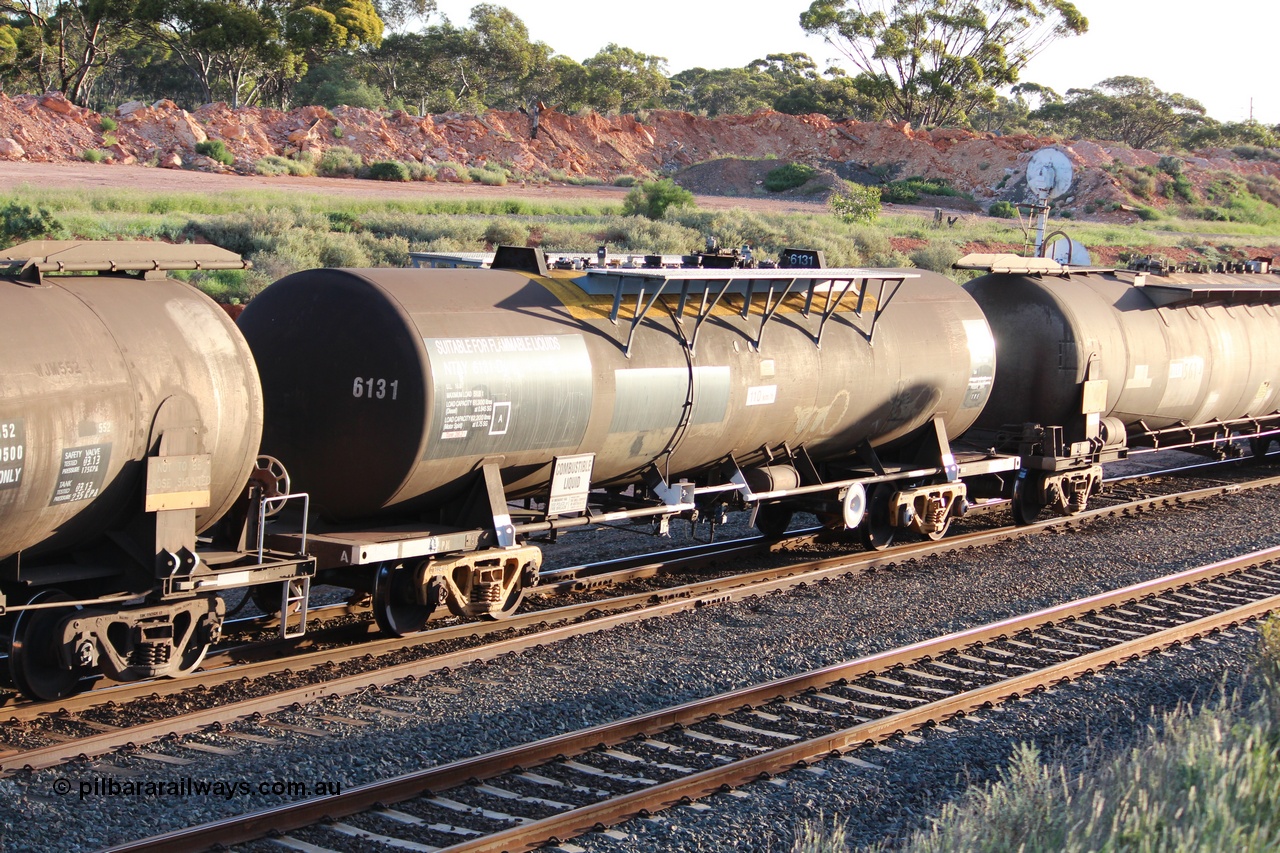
[{"left": 4, "top": 92, "right": 1279, "bottom": 221}]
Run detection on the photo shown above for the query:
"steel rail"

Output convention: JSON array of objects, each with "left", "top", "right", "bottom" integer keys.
[
  {"left": 102, "top": 544, "right": 1280, "bottom": 853},
  {"left": 2, "top": 474, "right": 1276, "bottom": 772}
]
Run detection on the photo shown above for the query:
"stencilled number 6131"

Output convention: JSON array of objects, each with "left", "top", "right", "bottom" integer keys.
[{"left": 352, "top": 377, "right": 399, "bottom": 400}]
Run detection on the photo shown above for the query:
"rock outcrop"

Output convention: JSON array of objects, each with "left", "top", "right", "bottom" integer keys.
[{"left": 3, "top": 92, "right": 1278, "bottom": 219}]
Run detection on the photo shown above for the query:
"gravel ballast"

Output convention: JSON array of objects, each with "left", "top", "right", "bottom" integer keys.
[{"left": 1, "top": 481, "right": 1277, "bottom": 852}]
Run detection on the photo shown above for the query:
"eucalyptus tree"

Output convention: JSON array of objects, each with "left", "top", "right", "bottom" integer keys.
[
  {"left": 0, "top": 0, "right": 141, "bottom": 104},
  {"left": 1032, "top": 76, "right": 1206, "bottom": 149},
  {"left": 799, "top": 0, "right": 1087, "bottom": 127}
]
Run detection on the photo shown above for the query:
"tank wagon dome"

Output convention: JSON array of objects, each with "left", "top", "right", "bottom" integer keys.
[
  {"left": 238, "top": 263, "right": 998, "bottom": 524},
  {"left": 0, "top": 241, "right": 265, "bottom": 561}
]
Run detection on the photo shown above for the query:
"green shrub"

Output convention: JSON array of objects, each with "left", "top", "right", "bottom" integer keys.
[
  {"left": 622, "top": 178, "right": 696, "bottom": 220},
  {"left": 988, "top": 200, "right": 1018, "bottom": 219},
  {"left": 285, "top": 151, "right": 317, "bottom": 176},
  {"left": 882, "top": 176, "right": 965, "bottom": 204},
  {"left": 470, "top": 167, "right": 508, "bottom": 186},
  {"left": 434, "top": 161, "right": 471, "bottom": 182},
  {"left": 332, "top": 125, "right": 344, "bottom": 138},
  {"left": 1245, "top": 173, "right": 1280, "bottom": 208},
  {"left": 482, "top": 219, "right": 527, "bottom": 247},
  {"left": 1163, "top": 174, "right": 1197, "bottom": 203},
  {"left": 1136, "top": 205, "right": 1160, "bottom": 221},
  {"left": 366, "top": 160, "right": 411, "bottom": 182},
  {"left": 1232, "top": 144, "right": 1280, "bottom": 162},
  {"left": 851, "top": 227, "right": 891, "bottom": 258},
  {"left": 195, "top": 139, "right": 234, "bottom": 166},
  {"left": 255, "top": 155, "right": 293, "bottom": 176},
  {"left": 99, "top": 116, "right": 117, "bottom": 132},
  {"left": 82, "top": 149, "right": 107, "bottom": 163},
  {"left": 327, "top": 211, "right": 361, "bottom": 233},
  {"left": 613, "top": 175, "right": 640, "bottom": 187},
  {"left": 764, "top": 163, "right": 819, "bottom": 192},
  {"left": 318, "top": 146, "right": 362, "bottom": 177},
  {"left": 909, "top": 240, "right": 961, "bottom": 273},
  {"left": 406, "top": 161, "right": 433, "bottom": 181},
  {"left": 0, "top": 201, "right": 62, "bottom": 246},
  {"left": 1127, "top": 171, "right": 1156, "bottom": 199},
  {"left": 830, "top": 183, "right": 881, "bottom": 223}
]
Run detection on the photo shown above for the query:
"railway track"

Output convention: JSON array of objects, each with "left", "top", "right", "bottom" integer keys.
[
  {"left": 1, "top": 472, "right": 1275, "bottom": 780},
  {"left": 104, "top": 543, "right": 1280, "bottom": 852}
]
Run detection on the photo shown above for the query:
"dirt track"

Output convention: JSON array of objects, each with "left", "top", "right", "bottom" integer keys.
[{"left": 0, "top": 161, "right": 831, "bottom": 215}]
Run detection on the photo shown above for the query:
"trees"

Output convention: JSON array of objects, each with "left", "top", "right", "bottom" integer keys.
[
  {"left": 1032, "top": 76, "right": 1206, "bottom": 149},
  {"left": 799, "top": 0, "right": 1087, "bottom": 127},
  {"left": 1, "top": 0, "right": 141, "bottom": 104},
  {"left": 582, "top": 43, "right": 669, "bottom": 113},
  {"left": 135, "top": 0, "right": 290, "bottom": 108},
  {"left": 666, "top": 66, "right": 777, "bottom": 117}
]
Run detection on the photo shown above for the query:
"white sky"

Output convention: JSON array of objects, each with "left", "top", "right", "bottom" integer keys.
[{"left": 428, "top": 0, "right": 1279, "bottom": 124}]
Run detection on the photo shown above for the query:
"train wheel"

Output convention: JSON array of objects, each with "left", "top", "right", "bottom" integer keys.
[
  {"left": 860, "top": 486, "right": 895, "bottom": 551},
  {"left": 372, "top": 563, "right": 435, "bottom": 637},
  {"left": 1251, "top": 436, "right": 1274, "bottom": 462},
  {"left": 754, "top": 503, "right": 794, "bottom": 538},
  {"left": 1011, "top": 475, "right": 1045, "bottom": 526},
  {"left": 8, "top": 591, "right": 86, "bottom": 702}
]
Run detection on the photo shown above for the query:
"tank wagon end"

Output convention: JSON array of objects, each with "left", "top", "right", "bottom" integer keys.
[{"left": 0, "top": 241, "right": 315, "bottom": 701}]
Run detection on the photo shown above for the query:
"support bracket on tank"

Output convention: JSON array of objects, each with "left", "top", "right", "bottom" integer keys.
[
  {"left": 745, "top": 277, "right": 801, "bottom": 351},
  {"left": 594, "top": 269, "right": 919, "bottom": 357},
  {"left": 450, "top": 462, "right": 518, "bottom": 548}
]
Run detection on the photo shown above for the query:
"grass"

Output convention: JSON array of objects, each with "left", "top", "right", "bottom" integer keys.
[
  {"left": 1, "top": 181, "right": 1275, "bottom": 301},
  {"left": 792, "top": 619, "right": 1280, "bottom": 853},
  {"left": 878, "top": 618, "right": 1280, "bottom": 852}
]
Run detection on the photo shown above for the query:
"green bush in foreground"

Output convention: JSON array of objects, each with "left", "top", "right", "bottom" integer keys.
[
  {"left": 82, "top": 148, "right": 107, "bottom": 163},
  {"left": 0, "top": 201, "right": 63, "bottom": 246},
  {"left": 318, "top": 146, "right": 362, "bottom": 177},
  {"left": 882, "top": 176, "right": 966, "bottom": 204},
  {"left": 909, "top": 240, "right": 960, "bottom": 274}
]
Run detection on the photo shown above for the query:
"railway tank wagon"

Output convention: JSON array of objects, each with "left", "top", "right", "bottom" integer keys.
[
  {"left": 0, "top": 241, "right": 314, "bottom": 701},
  {"left": 239, "top": 248, "right": 1016, "bottom": 634},
  {"left": 962, "top": 254, "right": 1280, "bottom": 521}
]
